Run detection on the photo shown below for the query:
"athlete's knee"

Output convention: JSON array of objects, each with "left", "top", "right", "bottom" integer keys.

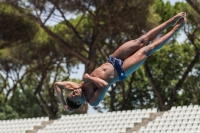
[
  {"left": 136, "top": 49, "right": 147, "bottom": 58},
  {"left": 138, "top": 46, "right": 155, "bottom": 57},
  {"left": 137, "top": 35, "right": 149, "bottom": 45}
]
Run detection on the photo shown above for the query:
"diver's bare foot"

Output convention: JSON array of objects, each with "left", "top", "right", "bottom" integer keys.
[
  {"left": 169, "top": 12, "right": 186, "bottom": 26},
  {"left": 173, "top": 17, "right": 187, "bottom": 31}
]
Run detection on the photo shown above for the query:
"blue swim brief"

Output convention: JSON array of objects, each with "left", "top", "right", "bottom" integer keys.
[{"left": 107, "top": 56, "right": 126, "bottom": 81}]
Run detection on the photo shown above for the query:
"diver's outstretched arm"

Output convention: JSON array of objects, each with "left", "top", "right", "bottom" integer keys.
[
  {"left": 54, "top": 81, "right": 80, "bottom": 91},
  {"left": 54, "top": 83, "right": 66, "bottom": 106},
  {"left": 54, "top": 81, "right": 80, "bottom": 111}
]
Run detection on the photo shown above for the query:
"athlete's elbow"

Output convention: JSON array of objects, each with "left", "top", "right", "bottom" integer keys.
[
  {"left": 54, "top": 82, "right": 57, "bottom": 86},
  {"left": 53, "top": 82, "right": 59, "bottom": 90},
  {"left": 99, "top": 82, "right": 108, "bottom": 89},
  {"left": 102, "top": 82, "right": 108, "bottom": 88},
  {"left": 89, "top": 100, "right": 100, "bottom": 106},
  {"left": 90, "top": 102, "right": 99, "bottom": 106},
  {"left": 54, "top": 81, "right": 59, "bottom": 84}
]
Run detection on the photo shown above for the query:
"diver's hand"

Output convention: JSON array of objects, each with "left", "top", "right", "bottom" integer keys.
[
  {"left": 83, "top": 73, "right": 108, "bottom": 89},
  {"left": 83, "top": 73, "right": 90, "bottom": 82},
  {"left": 63, "top": 105, "right": 73, "bottom": 112}
]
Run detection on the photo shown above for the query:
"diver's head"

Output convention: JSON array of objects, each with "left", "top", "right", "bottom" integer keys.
[{"left": 66, "top": 88, "right": 86, "bottom": 110}]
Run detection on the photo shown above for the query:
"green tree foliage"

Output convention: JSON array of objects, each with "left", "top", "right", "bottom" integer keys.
[
  {"left": 0, "top": 3, "right": 37, "bottom": 49},
  {"left": 178, "top": 0, "right": 200, "bottom": 106},
  {"left": 0, "top": 3, "right": 81, "bottom": 118},
  {"left": 0, "top": 93, "right": 19, "bottom": 120},
  {"left": 0, "top": 0, "right": 199, "bottom": 120}
]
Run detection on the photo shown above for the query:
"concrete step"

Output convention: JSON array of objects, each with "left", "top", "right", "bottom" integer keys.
[
  {"left": 26, "top": 120, "right": 54, "bottom": 133},
  {"left": 125, "top": 112, "right": 164, "bottom": 133}
]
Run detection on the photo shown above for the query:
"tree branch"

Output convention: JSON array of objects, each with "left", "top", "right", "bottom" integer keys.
[
  {"left": 4, "top": 69, "right": 28, "bottom": 103},
  {"left": 120, "top": 82, "right": 126, "bottom": 110},
  {"left": 43, "top": 5, "right": 56, "bottom": 25},
  {"left": 39, "top": 23, "right": 88, "bottom": 64},
  {"left": 127, "top": 73, "right": 135, "bottom": 99},
  {"left": 144, "top": 63, "right": 165, "bottom": 110},
  {"left": 35, "top": 96, "right": 47, "bottom": 116},
  {"left": 55, "top": 4, "right": 87, "bottom": 44},
  {"left": 169, "top": 51, "right": 200, "bottom": 106},
  {"left": 110, "top": 85, "right": 116, "bottom": 111},
  {"left": 9, "top": 3, "right": 88, "bottom": 64},
  {"left": 34, "top": 71, "right": 46, "bottom": 95},
  {"left": 186, "top": 0, "right": 200, "bottom": 15}
]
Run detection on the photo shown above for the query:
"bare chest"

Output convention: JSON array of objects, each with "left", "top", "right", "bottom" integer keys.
[{"left": 90, "top": 62, "right": 118, "bottom": 83}]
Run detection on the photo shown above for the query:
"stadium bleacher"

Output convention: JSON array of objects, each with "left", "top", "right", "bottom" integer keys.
[
  {"left": 0, "top": 117, "right": 49, "bottom": 133},
  {"left": 0, "top": 105, "right": 199, "bottom": 133},
  {"left": 37, "top": 108, "right": 157, "bottom": 133},
  {"left": 133, "top": 105, "right": 200, "bottom": 133}
]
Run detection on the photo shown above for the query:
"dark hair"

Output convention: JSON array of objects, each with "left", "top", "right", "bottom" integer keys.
[{"left": 66, "top": 96, "right": 81, "bottom": 109}]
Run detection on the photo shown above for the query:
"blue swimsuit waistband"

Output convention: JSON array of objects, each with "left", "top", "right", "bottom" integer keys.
[{"left": 107, "top": 56, "right": 126, "bottom": 81}]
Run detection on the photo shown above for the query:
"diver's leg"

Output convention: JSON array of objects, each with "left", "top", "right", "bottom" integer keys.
[
  {"left": 123, "top": 17, "right": 186, "bottom": 76},
  {"left": 111, "top": 12, "right": 186, "bottom": 61},
  {"left": 143, "top": 17, "right": 186, "bottom": 56}
]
